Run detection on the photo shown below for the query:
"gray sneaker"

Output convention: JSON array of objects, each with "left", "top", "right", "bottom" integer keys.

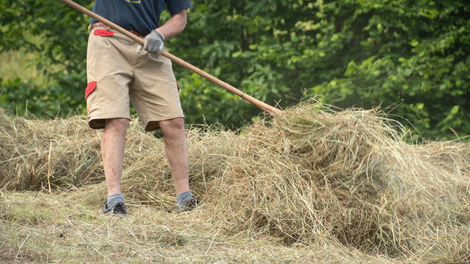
[
  {"left": 177, "top": 198, "right": 199, "bottom": 212},
  {"left": 103, "top": 202, "right": 128, "bottom": 218}
]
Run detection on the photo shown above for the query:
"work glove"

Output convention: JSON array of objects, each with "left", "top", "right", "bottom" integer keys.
[{"left": 137, "top": 30, "right": 164, "bottom": 55}]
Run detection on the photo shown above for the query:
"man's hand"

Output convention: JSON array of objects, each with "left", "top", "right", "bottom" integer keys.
[{"left": 137, "top": 30, "right": 165, "bottom": 55}]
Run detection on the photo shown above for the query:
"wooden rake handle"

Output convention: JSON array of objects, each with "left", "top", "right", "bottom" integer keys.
[{"left": 59, "top": 0, "right": 281, "bottom": 114}]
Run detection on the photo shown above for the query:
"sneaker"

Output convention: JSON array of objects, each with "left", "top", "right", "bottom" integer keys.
[
  {"left": 103, "top": 202, "right": 128, "bottom": 218},
  {"left": 177, "top": 198, "right": 199, "bottom": 212}
]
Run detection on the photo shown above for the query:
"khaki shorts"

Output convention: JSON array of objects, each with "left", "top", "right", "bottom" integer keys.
[{"left": 85, "top": 27, "right": 184, "bottom": 131}]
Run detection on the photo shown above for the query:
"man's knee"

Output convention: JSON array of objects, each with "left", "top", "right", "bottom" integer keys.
[
  {"left": 104, "top": 118, "right": 130, "bottom": 132},
  {"left": 159, "top": 118, "right": 185, "bottom": 138},
  {"left": 160, "top": 117, "right": 184, "bottom": 130}
]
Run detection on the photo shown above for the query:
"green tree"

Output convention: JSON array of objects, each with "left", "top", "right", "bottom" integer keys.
[
  {"left": 168, "top": 0, "right": 334, "bottom": 127},
  {"left": 0, "top": 0, "right": 91, "bottom": 117},
  {"left": 309, "top": 0, "right": 470, "bottom": 140}
]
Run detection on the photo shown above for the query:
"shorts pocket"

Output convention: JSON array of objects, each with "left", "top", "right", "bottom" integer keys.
[
  {"left": 93, "top": 29, "right": 114, "bottom": 37},
  {"left": 85, "top": 81, "right": 97, "bottom": 99}
]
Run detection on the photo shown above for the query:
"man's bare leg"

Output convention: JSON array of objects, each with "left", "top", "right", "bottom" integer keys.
[
  {"left": 102, "top": 118, "right": 129, "bottom": 195},
  {"left": 159, "top": 117, "right": 190, "bottom": 196}
]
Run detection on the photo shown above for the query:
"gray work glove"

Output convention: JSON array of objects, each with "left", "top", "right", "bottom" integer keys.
[{"left": 137, "top": 30, "right": 164, "bottom": 55}]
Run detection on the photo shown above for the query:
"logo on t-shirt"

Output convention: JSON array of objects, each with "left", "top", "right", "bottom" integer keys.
[{"left": 125, "top": 0, "right": 141, "bottom": 4}]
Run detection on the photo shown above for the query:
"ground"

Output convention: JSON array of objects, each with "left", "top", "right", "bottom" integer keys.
[{"left": 0, "top": 191, "right": 396, "bottom": 263}]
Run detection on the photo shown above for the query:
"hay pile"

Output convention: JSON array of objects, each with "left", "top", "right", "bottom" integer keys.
[
  {"left": 0, "top": 112, "right": 103, "bottom": 190},
  {"left": 1, "top": 101, "right": 469, "bottom": 261}
]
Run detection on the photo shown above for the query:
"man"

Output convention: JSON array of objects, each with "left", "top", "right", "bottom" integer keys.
[{"left": 85, "top": 0, "right": 196, "bottom": 217}]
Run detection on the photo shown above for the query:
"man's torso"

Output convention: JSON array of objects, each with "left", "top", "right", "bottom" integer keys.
[{"left": 90, "top": 0, "right": 192, "bottom": 35}]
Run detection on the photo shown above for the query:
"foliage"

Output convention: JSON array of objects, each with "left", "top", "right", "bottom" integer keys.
[
  {"left": 1, "top": 0, "right": 470, "bottom": 139},
  {"left": 1, "top": 77, "right": 49, "bottom": 116},
  {"left": 308, "top": 0, "right": 470, "bottom": 140},
  {"left": 0, "top": 0, "right": 90, "bottom": 117},
  {"left": 167, "top": 0, "right": 320, "bottom": 127}
]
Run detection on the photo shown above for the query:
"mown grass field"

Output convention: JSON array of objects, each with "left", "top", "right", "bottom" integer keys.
[
  {"left": 1, "top": 191, "right": 393, "bottom": 263},
  {"left": 1, "top": 100, "right": 469, "bottom": 263}
]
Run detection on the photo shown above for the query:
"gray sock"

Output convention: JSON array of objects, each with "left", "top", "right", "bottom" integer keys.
[
  {"left": 107, "top": 193, "right": 124, "bottom": 209},
  {"left": 176, "top": 191, "right": 193, "bottom": 208}
]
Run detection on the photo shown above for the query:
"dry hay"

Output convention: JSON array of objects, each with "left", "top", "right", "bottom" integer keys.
[
  {"left": 0, "top": 112, "right": 103, "bottom": 190},
  {"left": 0, "top": 191, "right": 392, "bottom": 263},
  {"left": 1, "top": 100, "right": 469, "bottom": 261}
]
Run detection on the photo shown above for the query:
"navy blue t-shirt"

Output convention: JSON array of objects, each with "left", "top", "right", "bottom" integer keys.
[{"left": 90, "top": 0, "right": 192, "bottom": 35}]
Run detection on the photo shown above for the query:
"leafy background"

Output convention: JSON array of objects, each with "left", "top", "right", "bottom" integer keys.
[{"left": 1, "top": 0, "right": 469, "bottom": 140}]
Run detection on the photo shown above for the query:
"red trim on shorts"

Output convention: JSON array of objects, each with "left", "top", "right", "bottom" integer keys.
[
  {"left": 93, "top": 29, "right": 114, "bottom": 37},
  {"left": 85, "top": 81, "right": 97, "bottom": 99},
  {"left": 176, "top": 82, "right": 180, "bottom": 91}
]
